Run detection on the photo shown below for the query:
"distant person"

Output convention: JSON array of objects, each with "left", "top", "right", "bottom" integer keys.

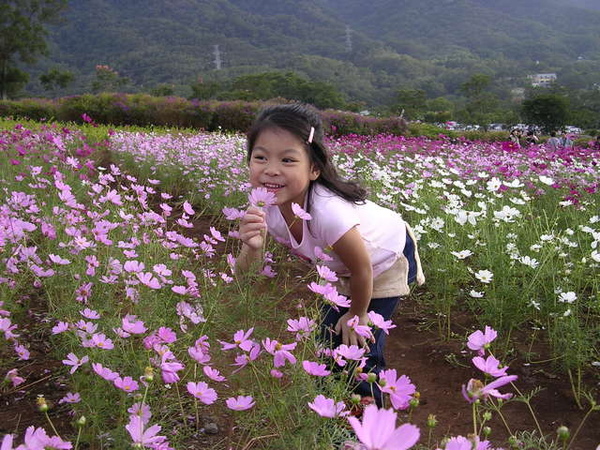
[
  {"left": 524, "top": 129, "right": 539, "bottom": 146},
  {"left": 592, "top": 135, "right": 600, "bottom": 150},
  {"left": 546, "top": 131, "right": 561, "bottom": 151},
  {"left": 508, "top": 129, "right": 522, "bottom": 148},
  {"left": 561, "top": 132, "right": 574, "bottom": 150}
]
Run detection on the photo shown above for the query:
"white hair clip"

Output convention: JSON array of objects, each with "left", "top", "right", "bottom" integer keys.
[{"left": 307, "top": 126, "right": 315, "bottom": 144}]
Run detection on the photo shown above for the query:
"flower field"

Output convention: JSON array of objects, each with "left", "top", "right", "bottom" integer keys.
[{"left": 1, "top": 118, "right": 599, "bottom": 449}]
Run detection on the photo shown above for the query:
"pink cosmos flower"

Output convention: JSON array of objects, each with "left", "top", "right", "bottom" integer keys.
[
  {"left": 347, "top": 315, "right": 374, "bottom": 341},
  {"left": 122, "top": 316, "right": 147, "bottom": 335},
  {"left": 347, "top": 404, "right": 420, "bottom": 450},
  {"left": 62, "top": 352, "right": 89, "bottom": 374},
  {"left": 156, "top": 327, "right": 177, "bottom": 344},
  {"left": 58, "top": 392, "right": 81, "bottom": 404},
  {"left": 462, "top": 375, "right": 518, "bottom": 403},
  {"left": 222, "top": 207, "right": 246, "bottom": 220},
  {"left": 114, "top": 376, "right": 140, "bottom": 393},
  {"left": 231, "top": 343, "right": 261, "bottom": 373},
  {"left": 203, "top": 365, "right": 226, "bottom": 382},
  {"left": 183, "top": 201, "right": 195, "bottom": 216},
  {"left": 437, "top": 435, "right": 493, "bottom": 450},
  {"left": 316, "top": 265, "right": 338, "bottom": 282},
  {"left": 467, "top": 326, "right": 498, "bottom": 356},
  {"left": 262, "top": 338, "right": 297, "bottom": 368},
  {"left": 308, "top": 283, "right": 351, "bottom": 310},
  {"left": 128, "top": 402, "right": 152, "bottom": 424},
  {"left": 5, "top": 369, "right": 25, "bottom": 387},
  {"left": 314, "top": 246, "right": 333, "bottom": 261},
  {"left": 472, "top": 355, "right": 508, "bottom": 378},
  {"left": 308, "top": 394, "right": 348, "bottom": 418},
  {"left": 92, "top": 363, "right": 119, "bottom": 381},
  {"left": 248, "top": 187, "right": 276, "bottom": 208},
  {"left": 291, "top": 202, "right": 312, "bottom": 220},
  {"left": 333, "top": 344, "right": 366, "bottom": 366},
  {"left": 48, "top": 254, "right": 71, "bottom": 265},
  {"left": 136, "top": 272, "right": 162, "bottom": 289},
  {"left": 0, "top": 318, "right": 19, "bottom": 340},
  {"left": 125, "top": 415, "right": 167, "bottom": 448},
  {"left": 377, "top": 369, "right": 416, "bottom": 411},
  {"left": 14, "top": 343, "right": 30, "bottom": 360},
  {"left": 219, "top": 327, "right": 255, "bottom": 352},
  {"left": 286, "top": 317, "right": 316, "bottom": 341},
  {"left": 186, "top": 381, "right": 218, "bottom": 405},
  {"left": 80, "top": 308, "right": 100, "bottom": 319},
  {"left": 83, "top": 333, "right": 114, "bottom": 350},
  {"left": 226, "top": 395, "right": 255, "bottom": 411},
  {"left": 368, "top": 311, "right": 396, "bottom": 335},
  {"left": 15, "top": 425, "right": 72, "bottom": 449},
  {"left": 302, "top": 360, "right": 331, "bottom": 377}
]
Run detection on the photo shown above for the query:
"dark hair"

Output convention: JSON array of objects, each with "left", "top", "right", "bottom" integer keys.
[{"left": 246, "top": 103, "right": 367, "bottom": 205}]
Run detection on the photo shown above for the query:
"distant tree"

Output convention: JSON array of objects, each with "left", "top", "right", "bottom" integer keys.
[
  {"left": 521, "top": 94, "right": 570, "bottom": 133},
  {"left": 392, "top": 89, "right": 427, "bottom": 120},
  {"left": 0, "top": 0, "right": 68, "bottom": 99},
  {"left": 459, "top": 73, "right": 501, "bottom": 129},
  {"left": 150, "top": 84, "right": 175, "bottom": 97},
  {"left": 91, "top": 65, "right": 129, "bottom": 93},
  {"left": 39, "top": 67, "right": 74, "bottom": 96}
]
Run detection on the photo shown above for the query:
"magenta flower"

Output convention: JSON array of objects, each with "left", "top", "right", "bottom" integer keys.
[
  {"left": 203, "top": 365, "right": 226, "bottom": 382},
  {"left": 262, "top": 338, "right": 297, "bottom": 367},
  {"left": 186, "top": 381, "right": 218, "bottom": 405},
  {"left": 472, "top": 355, "right": 508, "bottom": 378},
  {"left": 286, "top": 316, "right": 316, "bottom": 341},
  {"left": 467, "top": 326, "right": 497, "bottom": 355},
  {"left": 308, "top": 394, "right": 348, "bottom": 418},
  {"left": 437, "top": 435, "right": 494, "bottom": 450},
  {"left": 48, "top": 254, "right": 71, "bottom": 265},
  {"left": 308, "top": 283, "right": 351, "bottom": 310},
  {"left": 15, "top": 425, "right": 72, "bottom": 449},
  {"left": 128, "top": 402, "right": 152, "bottom": 424},
  {"left": 183, "top": 201, "right": 195, "bottom": 216},
  {"left": 83, "top": 333, "right": 114, "bottom": 350},
  {"left": 160, "top": 359, "right": 184, "bottom": 384},
  {"left": 92, "top": 362, "right": 119, "bottom": 381},
  {"left": 122, "top": 316, "right": 147, "bottom": 335},
  {"left": 378, "top": 369, "right": 416, "bottom": 411},
  {"left": 347, "top": 404, "right": 420, "bottom": 450},
  {"left": 58, "top": 392, "right": 81, "bottom": 404},
  {"left": 302, "top": 360, "right": 331, "bottom": 377},
  {"left": 80, "top": 308, "right": 100, "bottom": 320},
  {"left": 248, "top": 187, "right": 276, "bottom": 208},
  {"left": 316, "top": 265, "right": 338, "bottom": 282},
  {"left": 136, "top": 272, "right": 162, "bottom": 289},
  {"left": 232, "top": 343, "right": 262, "bottom": 372},
  {"left": 4, "top": 369, "right": 25, "bottom": 387},
  {"left": 347, "top": 315, "right": 374, "bottom": 341},
  {"left": 14, "top": 343, "right": 30, "bottom": 360},
  {"left": 0, "top": 318, "right": 19, "bottom": 340},
  {"left": 62, "top": 352, "right": 89, "bottom": 374},
  {"left": 188, "top": 345, "right": 211, "bottom": 365},
  {"left": 125, "top": 415, "right": 167, "bottom": 448},
  {"left": 114, "top": 376, "right": 140, "bottom": 393},
  {"left": 226, "top": 395, "right": 255, "bottom": 411},
  {"left": 219, "top": 327, "right": 255, "bottom": 352},
  {"left": 368, "top": 311, "right": 396, "bottom": 335},
  {"left": 462, "top": 375, "right": 518, "bottom": 403},
  {"left": 291, "top": 202, "right": 312, "bottom": 220},
  {"left": 314, "top": 246, "right": 334, "bottom": 261},
  {"left": 333, "top": 344, "right": 366, "bottom": 366}
]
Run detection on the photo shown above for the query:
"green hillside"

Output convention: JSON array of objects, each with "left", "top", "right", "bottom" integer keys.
[{"left": 20, "top": 0, "right": 600, "bottom": 108}]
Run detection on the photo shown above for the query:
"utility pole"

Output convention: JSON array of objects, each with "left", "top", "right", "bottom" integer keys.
[
  {"left": 345, "top": 25, "right": 352, "bottom": 53},
  {"left": 213, "top": 45, "right": 222, "bottom": 70}
]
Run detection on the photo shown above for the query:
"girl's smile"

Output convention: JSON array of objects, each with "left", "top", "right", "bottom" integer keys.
[{"left": 249, "top": 127, "right": 319, "bottom": 217}]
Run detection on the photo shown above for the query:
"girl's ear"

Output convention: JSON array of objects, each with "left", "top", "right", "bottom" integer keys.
[{"left": 309, "top": 164, "right": 320, "bottom": 181}]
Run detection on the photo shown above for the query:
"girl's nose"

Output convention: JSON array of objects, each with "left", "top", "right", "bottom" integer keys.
[{"left": 264, "top": 162, "right": 280, "bottom": 176}]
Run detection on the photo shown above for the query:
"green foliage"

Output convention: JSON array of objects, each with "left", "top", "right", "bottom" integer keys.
[
  {"left": 0, "top": 0, "right": 68, "bottom": 99},
  {"left": 521, "top": 94, "right": 570, "bottom": 133}
]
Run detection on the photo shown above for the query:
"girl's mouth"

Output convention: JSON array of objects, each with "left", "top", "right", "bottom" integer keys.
[{"left": 263, "top": 183, "right": 284, "bottom": 191}]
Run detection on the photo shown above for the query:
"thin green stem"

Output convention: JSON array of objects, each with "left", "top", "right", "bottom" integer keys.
[
  {"left": 566, "top": 404, "right": 598, "bottom": 450},
  {"left": 44, "top": 411, "right": 61, "bottom": 438}
]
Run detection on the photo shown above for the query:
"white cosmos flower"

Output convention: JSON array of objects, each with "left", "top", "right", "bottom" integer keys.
[
  {"left": 519, "top": 255, "right": 540, "bottom": 268},
  {"left": 558, "top": 292, "right": 577, "bottom": 304},
  {"left": 591, "top": 250, "right": 600, "bottom": 263},
  {"left": 538, "top": 175, "right": 555, "bottom": 185},
  {"left": 469, "top": 290, "right": 484, "bottom": 298},
  {"left": 474, "top": 270, "right": 494, "bottom": 284},
  {"left": 451, "top": 250, "right": 473, "bottom": 260},
  {"left": 455, "top": 210, "right": 482, "bottom": 226},
  {"left": 486, "top": 177, "right": 502, "bottom": 192},
  {"left": 493, "top": 205, "right": 522, "bottom": 223}
]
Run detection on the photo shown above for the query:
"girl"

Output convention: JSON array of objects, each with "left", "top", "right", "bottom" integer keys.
[{"left": 236, "top": 103, "right": 424, "bottom": 405}]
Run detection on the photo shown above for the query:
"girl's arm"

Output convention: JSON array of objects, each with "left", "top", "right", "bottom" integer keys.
[
  {"left": 331, "top": 226, "right": 373, "bottom": 347},
  {"left": 235, "top": 207, "right": 267, "bottom": 274}
]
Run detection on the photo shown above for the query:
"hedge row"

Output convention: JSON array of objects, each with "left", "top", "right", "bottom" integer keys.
[{"left": 0, "top": 94, "right": 408, "bottom": 136}]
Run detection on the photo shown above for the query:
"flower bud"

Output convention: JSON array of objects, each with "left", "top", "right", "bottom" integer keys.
[
  {"left": 36, "top": 395, "right": 49, "bottom": 412},
  {"left": 76, "top": 416, "right": 86, "bottom": 427},
  {"left": 482, "top": 411, "right": 492, "bottom": 421},
  {"left": 482, "top": 426, "right": 492, "bottom": 437},
  {"left": 409, "top": 397, "right": 420, "bottom": 408},
  {"left": 366, "top": 372, "right": 377, "bottom": 384},
  {"left": 143, "top": 366, "right": 154, "bottom": 382},
  {"left": 350, "top": 394, "right": 362, "bottom": 405},
  {"left": 557, "top": 425, "right": 570, "bottom": 441},
  {"left": 426, "top": 414, "right": 437, "bottom": 428}
]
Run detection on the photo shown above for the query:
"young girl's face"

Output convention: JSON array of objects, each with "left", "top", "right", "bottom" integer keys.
[{"left": 249, "top": 127, "right": 320, "bottom": 210}]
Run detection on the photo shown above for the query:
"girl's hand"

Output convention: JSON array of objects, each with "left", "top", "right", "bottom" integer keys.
[
  {"left": 239, "top": 207, "right": 267, "bottom": 250},
  {"left": 335, "top": 311, "right": 372, "bottom": 348}
]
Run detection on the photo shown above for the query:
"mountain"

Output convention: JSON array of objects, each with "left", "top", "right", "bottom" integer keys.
[{"left": 25, "top": 0, "right": 600, "bottom": 106}]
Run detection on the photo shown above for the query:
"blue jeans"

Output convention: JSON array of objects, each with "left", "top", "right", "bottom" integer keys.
[{"left": 319, "top": 231, "right": 418, "bottom": 406}]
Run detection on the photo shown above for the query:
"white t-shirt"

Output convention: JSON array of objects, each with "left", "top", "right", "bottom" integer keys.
[{"left": 264, "top": 184, "right": 407, "bottom": 278}]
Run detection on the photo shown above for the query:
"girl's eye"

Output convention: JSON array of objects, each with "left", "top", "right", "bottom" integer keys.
[
  {"left": 282, "top": 158, "right": 297, "bottom": 164},
  {"left": 252, "top": 155, "right": 266, "bottom": 162}
]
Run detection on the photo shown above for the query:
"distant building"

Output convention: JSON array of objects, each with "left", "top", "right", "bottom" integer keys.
[{"left": 527, "top": 73, "right": 557, "bottom": 87}]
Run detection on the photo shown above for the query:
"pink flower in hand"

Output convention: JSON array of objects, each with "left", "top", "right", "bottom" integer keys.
[
  {"left": 347, "top": 315, "right": 374, "bottom": 341},
  {"left": 308, "top": 394, "right": 348, "bottom": 418},
  {"left": 347, "top": 404, "right": 420, "bottom": 450},
  {"left": 248, "top": 187, "right": 276, "bottom": 208},
  {"left": 226, "top": 395, "right": 255, "bottom": 411}
]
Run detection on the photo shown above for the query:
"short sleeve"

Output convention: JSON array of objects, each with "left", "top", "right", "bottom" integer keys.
[{"left": 310, "top": 188, "right": 360, "bottom": 247}]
